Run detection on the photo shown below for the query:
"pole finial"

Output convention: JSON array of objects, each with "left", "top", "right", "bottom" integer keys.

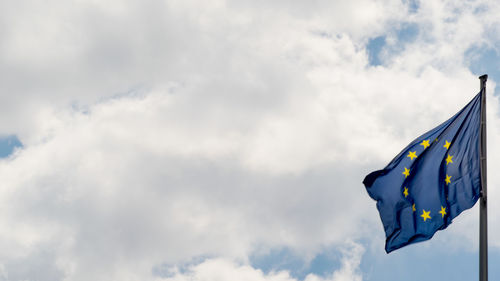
[{"left": 479, "top": 74, "right": 488, "bottom": 90}]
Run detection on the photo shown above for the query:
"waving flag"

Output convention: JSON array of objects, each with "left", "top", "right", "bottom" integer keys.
[{"left": 363, "top": 90, "right": 483, "bottom": 253}]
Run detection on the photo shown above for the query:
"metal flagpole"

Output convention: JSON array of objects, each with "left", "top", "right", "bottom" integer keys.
[{"left": 479, "top": 74, "right": 488, "bottom": 281}]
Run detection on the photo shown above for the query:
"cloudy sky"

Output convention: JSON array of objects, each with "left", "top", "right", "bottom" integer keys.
[{"left": 2, "top": 0, "right": 500, "bottom": 280}]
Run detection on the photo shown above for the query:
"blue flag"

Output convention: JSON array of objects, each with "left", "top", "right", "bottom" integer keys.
[{"left": 363, "top": 90, "right": 483, "bottom": 253}]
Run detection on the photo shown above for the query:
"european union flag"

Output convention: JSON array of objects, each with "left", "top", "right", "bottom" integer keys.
[{"left": 363, "top": 90, "right": 483, "bottom": 253}]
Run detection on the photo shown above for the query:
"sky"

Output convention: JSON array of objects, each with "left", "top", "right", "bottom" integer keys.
[{"left": 2, "top": 0, "right": 500, "bottom": 280}]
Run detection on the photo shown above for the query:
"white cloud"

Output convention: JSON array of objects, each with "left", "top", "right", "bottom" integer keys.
[
  {"left": 157, "top": 242, "right": 364, "bottom": 281},
  {"left": 0, "top": 90, "right": 377, "bottom": 279},
  {"left": 0, "top": 0, "right": 407, "bottom": 134}
]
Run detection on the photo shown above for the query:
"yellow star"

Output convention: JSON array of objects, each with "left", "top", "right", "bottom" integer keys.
[
  {"left": 445, "top": 174, "right": 452, "bottom": 185},
  {"left": 402, "top": 167, "right": 410, "bottom": 178},
  {"left": 421, "top": 209, "right": 431, "bottom": 221},
  {"left": 412, "top": 204, "right": 416, "bottom": 212},
  {"left": 445, "top": 154, "right": 453, "bottom": 165},
  {"left": 420, "top": 139, "right": 430, "bottom": 149},
  {"left": 407, "top": 151, "right": 417, "bottom": 160},
  {"left": 403, "top": 187, "right": 409, "bottom": 197},
  {"left": 443, "top": 140, "right": 451, "bottom": 149},
  {"left": 439, "top": 206, "right": 447, "bottom": 218}
]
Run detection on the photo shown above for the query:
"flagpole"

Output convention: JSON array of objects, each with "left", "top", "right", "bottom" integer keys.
[{"left": 479, "top": 74, "right": 488, "bottom": 281}]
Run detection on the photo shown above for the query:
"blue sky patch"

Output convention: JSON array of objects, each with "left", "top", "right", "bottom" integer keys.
[
  {"left": 152, "top": 256, "right": 210, "bottom": 278},
  {"left": 406, "top": 0, "right": 419, "bottom": 13},
  {"left": 396, "top": 23, "right": 419, "bottom": 43},
  {"left": 361, "top": 240, "right": 500, "bottom": 281},
  {"left": 250, "top": 247, "right": 342, "bottom": 280},
  {"left": 466, "top": 46, "right": 500, "bottom": 94},
  {"left": 0, "top": 135, "right": 22, "bottom": 158},
  {"left": 367, "top": 36, "right": 386, "bottom": 66},
  {"left": 366, "top": 23, "right": 418, "bottom": 67}
]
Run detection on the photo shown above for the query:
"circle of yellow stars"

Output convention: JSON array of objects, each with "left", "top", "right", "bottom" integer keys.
[{"left": 402, "top": 138, "right": 454, "bottom": 222}]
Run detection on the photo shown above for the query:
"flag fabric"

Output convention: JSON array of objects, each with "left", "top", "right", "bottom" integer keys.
[{"left": 363, "top": 90, "right": 483, "bottom": 253}]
